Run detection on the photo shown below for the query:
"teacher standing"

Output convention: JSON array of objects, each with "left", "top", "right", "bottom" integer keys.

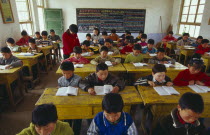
[{"left": 62, "top": 24, "right": 80, "bottom": 59}]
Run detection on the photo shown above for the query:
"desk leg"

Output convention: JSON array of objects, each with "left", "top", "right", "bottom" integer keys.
[{"left": 5, "top": 82, "right": 15, "bottom": 110}]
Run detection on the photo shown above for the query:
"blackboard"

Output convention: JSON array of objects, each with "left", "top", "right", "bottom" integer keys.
[{"left": 76, "top": 8, "right": 146, "bottom": 33}]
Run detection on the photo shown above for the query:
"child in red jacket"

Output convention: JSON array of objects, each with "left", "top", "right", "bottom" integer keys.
[
  {"left": 120, "top": 39, "right": 134, "bottom": 54},
  {"left": 16, "top": 30, "right": 32, "bottom": 46},
  {"left": 195, "top": 39, "right": 210, "bottom": 55},
  {"left": 173, "top": 57, "right": 210, "bottom": 86}
]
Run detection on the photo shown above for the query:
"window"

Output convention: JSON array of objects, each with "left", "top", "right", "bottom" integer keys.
[
  {"left": 16, "top": 0, "right": 33, "bottom": 36},
  {"left": 37, "top": 0, "right": 45, "bottom": 31},
  {"left": 178, "top": 0, "right": 206, "bottom": 38}
]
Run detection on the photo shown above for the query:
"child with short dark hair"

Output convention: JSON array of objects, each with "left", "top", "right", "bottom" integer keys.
[
  {"left": 81, "top": 40, "right": 94, "bottom": 55},
  {"left": 108, "top": 29, "right": 120, "bottom": 41},
  {"left": 17, "top": 104, "right": 74, "bottom": 135},
  {"left": 64, "top": 46, "right": 90, "bottom": 64},
  {"left": 192, "top": 36, "right": 203, "bottom": 47},
  {"left": 120, "top": 38, "right": 134, "bottom": 54},
  {"left": 148, "top": 48, "right": 176, "bottom": 64},
  {"left": 134, "top": 64, "right": 173, "bottom": 86},
  {"left": 27, "top": 38, "right": 39, "bottom": 53},
  {"left": 98, "top": 31, "right": 113, "bottom": 46},
  {"left": 103, "top": 38, "right": 120, "bottom": 55},
  {"left": 39, "top": 31, "right": 53, "bottom": 46},
  {"left": 142, "top": 39, "right": 157, "bottom": 54},
  {"left": 79, "top": 63, "right": 125, "bottom": 95},
  {"left": 90, "top": 46, "right": 120, "bottom": 65},
  {"left": 16, "top": 30, "right": 32, "bottom": 46},
  {"left": 34, "top": 31, "right": 42, "bottom": 40},
  {"left": 173, "top": 57, "right": 210, "bottom": 86},
  {"left": 135, "top": 30, "right": 144, "bottom": 42},
  {"left": 195, "top": 39, "right": 210, "bottom": 55},
  {"left": 124, "top": 44, "right": 143, "bottom": 63},
  {"left": 153, "top": 92, "right": 205, "bottom": 135},
  {"left": 0, "top": 47, "right": 23, "bottom": 69},
  {"left": 177, "top": 33, "right": 192, "bottom": 46},
  {"left": 92, "top": 27, "right": 102, "bottom": 44},
  {"left": 138, "top": 34, "right": 147, "bottom": 47},
  {"left": 6, "top": 38, "right": 21, "bottom": 52},
  {"left": 87, "top": 93, "right": 137, "bottom": 135},
  {"left": 48, "top": 29, "right": 61, "bottom": 42},
  {"left": 85, "top": 33, "right": 94, "bottom": 46}
]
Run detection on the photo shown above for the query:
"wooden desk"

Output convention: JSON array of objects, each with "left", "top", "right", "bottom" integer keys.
[
  {"left": 0, "top": 67, "right": 23, "bottom": 110},
  {"left": 121, "top": 54, "right": 171, "bottom": 61},
  {"left": 166, "top": 42, "right": 176, "bottom": 50},
  {"left": 20, "top": 46, "right": 29, "bottom": 52},
  {"left": 179, "top": 46, "right": 195, "bottom": 65},
  {"left": 35, "top": 86, "right": 143, "bottom": 119},
  {"left": 83, "top": 54, "right": 122, "bottom": 60},
  {"left": 202, "top": 55, "right": 210, "bottom": 72}
]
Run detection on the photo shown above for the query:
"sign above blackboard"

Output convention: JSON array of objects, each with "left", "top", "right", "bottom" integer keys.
[{"left": 76, "top": 8, "right": 146, "bottom": 33}]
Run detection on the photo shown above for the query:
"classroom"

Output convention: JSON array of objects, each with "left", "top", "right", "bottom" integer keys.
[{"left": 0, "top": 0, "right": 210, "bottom": 135}]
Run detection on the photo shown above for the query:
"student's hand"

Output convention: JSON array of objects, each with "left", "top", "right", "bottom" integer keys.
[
  {"left": 189, "top": 80, "right": 195, "bottom": 85},
  {"left": 163, "top": 61, "right": 169, "bottom": 64},
  {"left": 112, "top": 62, "right": 117, "bottom": 65},
  {"left": 166, "top": 82, "right": 173, "bottom": 86},
  {"left": 196, "top": 80, "right": 205, "bottom": 86},
  {"left": 90, "top": 52, "right": 94, "bottom": 56},
  {"left": 125, "top": 52, "right": 130, "bottom": 54},
  {"left": 88, "top": 88, "right": 96, "bottom": 95},
  {"left": 5, "top": 65, "right": 11, "bottom": 69},
  {"left": 148, "top": 81, "right": 155, "bottom": 87},
  {"left": 111, "top": 86, "right": 119, "bottom": 93}
]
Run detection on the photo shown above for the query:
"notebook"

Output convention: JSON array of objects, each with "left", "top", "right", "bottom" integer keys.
[
  {"left": 108, "top": 52, "right": 114, "bottom": 55},
  {"left": 56, "top": 86, "right": 78, "bottom": 96},
  {"left": 149, "top": 54, "right": 157, "bottom": 57},
  {"left": 74, "top": 64, "right": 84, "bottom": 68},
  {"left": 133, "top": 62, "right": 147, "bottom": 67},
  {"left": 105, "top": 61, "right": 113, "bottom": 66},
  {"left": 17, "top": 53, "right": 34, "bottom": 56},
  {"left": 81, "top": 52, "right": 91, "bottom": 56},
  {"left": 164, "top": 64, "right": 175, "bottom": 68},
  {"left": 188, "top": 85, "right": 210, "bottom": 93},
  {"left": 0, "top": 65, "right": 7, "bottom": 70},
  {"left": 94, "top": 85, "right": 113, "bottom": 95},
  {"left": 154, "top": 86, "right": 180, "bottom": 96}
]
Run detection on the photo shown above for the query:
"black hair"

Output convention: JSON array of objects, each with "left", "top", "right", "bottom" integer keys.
[
  {"left": 179, "top": 92, "right": 204, "bottom": 113},
  {"left": 35, "top": 32, "right": 40, "bottom": 35},
  {"left": 133, "top": 44, "right": 142, "bottom": 50},
  {"left": 105, "top": 38, "right": 112, "bottom": 44},
  {"left": 126, "top": 31, "right": 131, "bottom": 35},
  {"left": 6, "top": 38, "right": 15, "bottom": 44},
  {"left": 157, "top": 48, "right": 165, "bottom": 53},
  {"left": 183, "top": 33, "right": 190, "bottom": 37},
  {"left": 152, "top": 64, "right": 167, "bottom": 74},
  {"left": 126, "top": 36, "right": 134, "bottom": 44},
  {"left": 32, "top": 104, "right": 58, "bottom": 126},
  {"left": 102, "top": 93, "right": 124, "bottom": 113},
  {"left": 21, "top": 30, "right": 28, "bottom": 36},
  {"left": 82, "top": 40, "right": 90, "bottom": 46},
  {"left": 189, "top": 54, "right": 204, "bottom": 70},
  {"left": 111, "top": 29, "right": 116, "bottom": 34},
  {"left": 41, "top": 31, "right": 48, "bottom": 36},
  {"left": 100, "top": 46, "right": 109, "bottom": 52},
  {"left": 125, "top": 36, "right": 131, "bottom": 40},
  {"left": 168, "top": 31, "right": 173, "bottom": 35},
  {"left": 60, "top": 61, "right": 74, "bottom": 71},
  {"left": 102, "top": 31, "right": 108, "bottom": 36},
  {"left": 50, "top": 29, "right": 55, "bottom": 33},
  {"left": 28, "top": 38, "right": 36, "bottom": 44},
  {"left": 86, "top": 33, "right": 91, "bottom": 38},
  {"left": 1, "top": 46, "right": 11, "bottom": 53},
  {"left": 141, "top": 34, "right": 147, "bottom": 39},
  {"left": 93, "top": 27, "right": 100, "bottom": 36},
  {"left": 139, "top": 30, "right": 144, "bottom": 34},
  {"left": 201, "top": 39, "right": 209, "bottom": 44},
  {"left": 96, "top": 63, "right": 108, "bottom": 72},
  {"left": 69, "top": 24, "right": 78, "bottom": 33},
  {"left": 148, "top": 39, "right": 155, "bottom": 45},
  {"left": 197, "top": 36, "right": 203, "bottom": 40},
  {"left": 73, "top": 46, "right": 82, "bottom": 54}
]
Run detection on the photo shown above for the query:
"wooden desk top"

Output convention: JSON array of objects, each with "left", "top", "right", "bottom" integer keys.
[
  {"left": 13, "top": 53, "right": 43, "bottom": 59},
  {"left": 202, "top": 55, "right": 210, "bottom": 59},
  {"left": 83, "top": 54, "right": 121, "bottom": 59},
  {"left": 35, "top": 86, "right": 143, "bottom": 106},
  {"left": 121, "top": 54, "right": 171, "bottom": 59},
  {"left": 56, "top": 63, "right": 127, "bottom": 74},
  {"left": 37, "top": 45, "right": 53, "bottom": 50},
  {"left": 0, "top": 67, "right": 22, "bottom": 74}
]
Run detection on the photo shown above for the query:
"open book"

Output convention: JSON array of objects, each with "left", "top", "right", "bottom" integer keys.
[
  {"left": 154, "top": 86, "right": 180, "bottom": 96},
  {"left": 94, "top": 85, "right": 113, "bottom": 95},
  {"left": 0, "top": 65, "right": 7, "bottom": 70},
  {"left": 133, "top": 62, "right": 147, "bottom": 67},
  {"left": 17, "top": 53, "right": 34, "bottom": 56},
  {"left": 188, "top": 85, "right": 210, "bottom": 93},
  {"left": 108, "top": 52, "right": 113, "bottom": 55},
  {"left": 56, "top": 86, "right": 78, "bottom": 96},
  {"left": 81, "top": 52, "right": 91, "bottom": 56},
  {"left": 105, "top": 61, "right": 113, "bottom": 66},
  {"left": 74, "top": 64, "right": 84, "bottom": 68},
  {"left": 149, "top": 54, "right": 157, "bottom": 57},
  {"left": 164, "top": 64, "right": 175, "bottom": 68}
]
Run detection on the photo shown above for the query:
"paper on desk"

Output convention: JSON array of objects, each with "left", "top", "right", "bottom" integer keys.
[
  {"left": 108, "top": 52, "right": 113, "bottom": 55},
  {"left": 195, "top": 84, "right": 210, "bottom": 92},
  {"left": 162, "top": 86, "right": 180, "bottom": 95},
  {"left": 17, "top": 53, "right": 34, "bottom": 56},
  {"left": 105, "top": 61, "right": 113, "bottom": 66},
  {"left": 164, "top": 64, "right": 175, "bottom": 68},
  {"left": 94, "top": 85, "right": 113, "bottom": 95},
  {"left": 133, "top": 62, "right": 147, "bottom": 67},
  {"left": 81, "top": 52, "right": 90, "bottom": 56},
  {"left": 188, "top": 85, "right": 207, "bottom": 93},
  {"left": 149, "top": 54, "right": 157, "bottom": 57},
  {"left": 153, "top": 86, "right": 170, "bottom": 96},
  {"left": 0, "top": 65, "right": 7, "bottom": 70},
  {"left": 74, "top": 64, "right": 84, "bottom": 68},
  {"left": 56, "top": 86, "right": 78, "bottom": 96}
]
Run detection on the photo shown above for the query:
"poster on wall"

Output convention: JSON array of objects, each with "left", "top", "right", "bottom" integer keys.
[{"left": 0, "top": 0, "right": 14, "bottom": 23}]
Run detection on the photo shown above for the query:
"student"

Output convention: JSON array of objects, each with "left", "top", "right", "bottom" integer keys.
[
  {"left": 48, "top": 29, "right": 61, "bottom": 42},
  {"left": 191, "top": 36, "right": 203, "bottom": 47},
  {"left": 173, "top": 57, "right": 210, "bottom": 86},
  {"left": 148, "top": 48, "right": 176, "bottom": 64},
  {"left": 81, "top": 40, "right": 94, "bottom": 55},
  {"left": 120, "top": 30, "right": 129, "bottom": 40},
  {"left": 39, "top": 31, "right": 53, "bottom": 46},
  {"left": 0, "top": 47, "right": 23, "bottom": 69},
  {"left": 27, "top": 38, "right": 39, "bottom": 53},
  {"left": 135, "top": 30, "right": 144, "bottom": 42},
  {"left": 85, "top": 33, "right": 94, "bottom": 46},
  {"left": 92, "top": 27, "right": 102, "bottom": 44},
  {"left": 153, "top": 92, "right": 205, "bottom": 135},
  {"left": 142, "top": 39, "right": 157, "bottom": 54},
  {"left": 6, "top": 38, "right": 21, "bottom": 52},
  {"left": 64, "top": 46, "right": 90, "bottom": 64},
  {"left": 162, "top": 31, "right": 177, "bottom": 49},
  {"left": 79, "top": 63, "right": 125, "bottom": 95},
  {"left": 34, "top": 32, "right": 42, "bottom": 45},
  {"left": 134, "top": 64, "right": 173, "bottom": 86},
  {"left": 124, "top": 44, "right": 143, "bottom": 63},
  {"left": 98, "top": 31, "right": 113, "bottom": 46},
  {"left": 90, "top": 46, "right": 120, "bottom": 65},
  {"left": 176, "top": 33, "right": 192, "bottom": 47},
  {"left": 137, "top": 34, "right": 147, "bottom": 47},
  {"left": 120, "top": 39, "right": 134, "bottom": 54},
  {"left": 108, "top": 29, "right": 120, "bottom": 41},
  {"left": 195, "top": 39, "right": 210, "bottom": 55},
  {"left": 120, "top": 36, "right": 133, "bottom": 47},
  {"left": 16, "top": 30, "right": 31, "bottom": 46},
  {"left": 17, "top": 104, "right": 74, "bottom": 135},
  {"left": 87, "top": 93, "right": 138, "bottom": 135},
  {"left": 103, "top": 38, "right": 120, "bottom": 55}
]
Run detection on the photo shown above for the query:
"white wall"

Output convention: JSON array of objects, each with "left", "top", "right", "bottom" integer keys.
[{"left": 0, "top": 0, "right": 21, "bottom": 47}]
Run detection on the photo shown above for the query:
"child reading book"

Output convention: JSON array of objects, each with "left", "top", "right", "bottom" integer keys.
[
  {"left": 6, "top": 38, "right": 21, "bottom": 52},
  {"left": 142, "top": 39, "right": 157, "bottom": 54},
  {"left": 124, "top": 44, "right": 143, "bottom": 63}
]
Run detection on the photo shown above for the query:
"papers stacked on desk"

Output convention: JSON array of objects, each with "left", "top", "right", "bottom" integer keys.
[
  {"left": 133, "top": 62, "right": 147, "bottom": 67},
  {"left": 105, "top": 61, "right": 113, "bottom": 66},
  {"left": 149, "top": 54, "right": 157, "bottom": 57},
  {"left": 81, "top": 52, "right": 91, "bottom": 56},
  {"left": 0, "top": 65, "right": 7, "bottom": 70},
  {"left": 154, "top": 86, "right": 180, "bottom": 96},
  {"left": 56, "top": 86, "right": 78, "bottom": 96},
  {"left": 108, "top": 52, "right": 114, "bottom": 55},
  {"left": 188, "top": 85, "right": 210, "bottom": 93},
  {"left": 17, "top": 53, "right": 34, "bottom": 56},
  {"left": 74, "top": 64, "right": 84, "bottom": 68},
  {"left": 94, "top": 85, "right": 113, "bottom": 95}
]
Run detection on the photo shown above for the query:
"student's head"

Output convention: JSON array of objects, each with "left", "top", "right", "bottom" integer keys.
[
  {"left": 1, "top": 47, "right": 12, "bottom": 59},
  {"left": 73, "top": 46, "right": 82, "bottom": 59},
  {"left": 82, "top": 40, "right": 90, "bottom": 49},
  {"left": 201, "top": 39, "right": 209, "bottom": 48},
  {"left": 93, "top": 28, "right": 100, "bottom": 36},
  {"left": 6, "top": 38, "right": 15, "bottom": 47},
  {"left": 157, "top": 48, "right": 165, "bottom": 60},
  {"left": 111, "top": 29, "right": 116, "bottom": 34},
  {"left": 127, "top": 39, "right": 134, "bottom": 46},
  {"left": 182, "top": 33, "right": 190, "bottom": 40},
  {"left": 126, "top": 31, "right": 131, "bottom": 36},
  {"left": 125, "top": 36, "right": 131, "bottom": 44},
  {"left": 100, "top": 46, "right": 108, "bottom": 58},
  {"left": 96, "top": 63, "right": 108, "bottom": 81},
  {"left": 178, "top": 92, "right": 204, "bottom": 123},
  {"left": 168, "top": 31, "right": 174, "bottom": 37},
  {"left": 21, "top": 30, "right": 28, "bottom": 38},
  {"left": 35, "top": 32, "right": 41, "bottom": 38},
  {"left": 29, "top": 38, "right": 36, "bottom": 48},
  {"left": 50, "top": 29, "right": 55, "bottom": 36},
  {"left": 102, "top": 93, "right": 124, "bottom": 122},
  {"left": 152, "top": 64, "right": 167, "bottom": 83},
  {"left": 104, "top": 39, "right": 112, "bottom": 48},
  {"left": 60, "top": 61, "right": 74, "bottom": 79},
  {"left": 133, "top": 44, "right": 142, "bottom": 56},
  {"left": 141, "top": 34, "right": 147, "bottom": 42},
  {"left": 147, "top": 39, "right": 155, "bottom": 49},
  {"left": 69, "top": 24, "right": 78, "bottom": 34},
  {"left": 139, "top": 30, "right": 144, "bottom": 36},
  {"left": 102, "top": 31, "right": 108, "bottom": 39},
  {"left": 196, "top": 36, "right": 203, "bottom": 44},
  {"left": 41, "top": 31, "right": 48, "bottom": 39},
  {"left": 188, "top": 56, "right": 204, "bottom": 74},
  {"left": 86, "top": 33, "right": 91, "bottom": 40},
  {"left": 32, "top": 104, "right": 58, "bottom": 135}
]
